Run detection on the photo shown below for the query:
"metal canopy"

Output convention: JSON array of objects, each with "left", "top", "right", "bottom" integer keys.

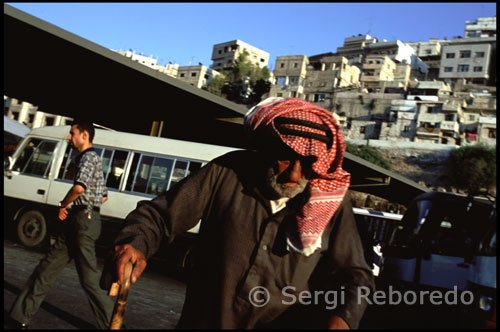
[
  {"left": 3, "top": 4, "right": 429, "bottom": 206},
  {"left": 4, "top": 4, "right": 249, "bottom": 147}
]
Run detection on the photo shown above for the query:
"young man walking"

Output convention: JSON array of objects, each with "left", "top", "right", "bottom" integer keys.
[{"left": 8, "top": 120, "right": 115, "bottom": 329}]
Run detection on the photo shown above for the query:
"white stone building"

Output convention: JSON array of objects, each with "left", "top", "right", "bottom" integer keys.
[
  {"left": 439, "top": 36, "right": 495, "bottom": 86},
  {"left": 210, "top": 40, "right": 269, "bottom": 71},
  {"left": 176, "top": 65, "right": 222, "bottom": 89}
]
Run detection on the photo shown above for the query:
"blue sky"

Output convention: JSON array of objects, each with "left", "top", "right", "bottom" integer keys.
[{"left": 6, "top": 3, "right": 496, "bottom": 70}]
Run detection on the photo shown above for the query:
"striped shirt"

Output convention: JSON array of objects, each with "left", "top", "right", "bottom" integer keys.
[{"left": 73, "top": 147, "right": 107, "bottom": 210}]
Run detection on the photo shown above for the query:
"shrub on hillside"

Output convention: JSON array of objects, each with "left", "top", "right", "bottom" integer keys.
[
  {"left": 449, "top": 144, "right": 496, "bottom": 195},
  {"left": 345, "top": 143, "right": 392, "bottom": 170}
]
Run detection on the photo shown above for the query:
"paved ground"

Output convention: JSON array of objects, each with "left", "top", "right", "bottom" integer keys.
[
  {"left": 4, "top": 238, "right": 487, "bottom": 330},
  {"left": 4, "top": 239, "right": 186, "bottom": 329}
]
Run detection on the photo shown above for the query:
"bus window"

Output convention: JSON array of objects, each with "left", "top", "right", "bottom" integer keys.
[
  {"left": 58, "top": 145, "right": 78, "bottom": 180},
  {"left": 125, "top": 153, "right": 140, "bottom": 192},
  {"left": 100, "top": 149, "right": 114, "bottom": 180},
  {"left": 126, "top": 154, "right": 174, "bottom": 196},
  {"left": 187, "top": 161, "right": 202, "bottom": 176},
  {"left": 13, "top": 138, "right": 57, "bottom": 177},
  {"left": 169, "top": 160, "right": 188, "bottom": 189},
  {"left": 104, "top": 150, "right": 128, "bottom": 190}
]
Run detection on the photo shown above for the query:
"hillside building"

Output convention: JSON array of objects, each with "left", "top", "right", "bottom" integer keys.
[{"left": 210, "top": 40, "right": 269, "bottom": 71}]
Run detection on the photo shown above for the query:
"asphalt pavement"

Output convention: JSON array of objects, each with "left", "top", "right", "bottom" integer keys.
[
  {"left": 4, "top": 238, "right": 481, "bottom": 330},
  {"left": 4, "top": 239, "right": 186, "bottom": 329}
]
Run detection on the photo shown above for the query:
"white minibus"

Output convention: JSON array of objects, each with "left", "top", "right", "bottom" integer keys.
[{"left": 4, "top": 125, "right": 238, "bottom": 254}]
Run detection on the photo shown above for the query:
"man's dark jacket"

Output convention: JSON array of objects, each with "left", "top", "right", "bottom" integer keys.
[{"left": 106, "top": 150, "right": 375, "bottom": 329}]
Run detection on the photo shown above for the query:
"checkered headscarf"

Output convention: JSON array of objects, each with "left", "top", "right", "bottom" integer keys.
[{"left": 245, "top": 97, "right": 351, "bottom": 256}]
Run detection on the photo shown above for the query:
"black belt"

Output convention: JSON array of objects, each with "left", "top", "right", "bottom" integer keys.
[{"left": 72, "top": 205, "right": 100, "bottom": 213}]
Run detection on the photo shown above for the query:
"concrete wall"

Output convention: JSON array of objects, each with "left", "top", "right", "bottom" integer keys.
[{"left": 346, "top": 138, "right": 458, "bottom": 158}]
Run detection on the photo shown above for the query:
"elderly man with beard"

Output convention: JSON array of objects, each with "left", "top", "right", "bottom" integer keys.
[{"left": 102, "top": 97, "right": 375, "bottom": 329}]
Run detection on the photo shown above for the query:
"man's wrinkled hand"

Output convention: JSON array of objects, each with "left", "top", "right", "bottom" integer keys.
[{"left": 114, "top": 244, "right": 147, "bottom": 284}]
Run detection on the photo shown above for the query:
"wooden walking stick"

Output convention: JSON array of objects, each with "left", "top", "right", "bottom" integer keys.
[{"left": 109, "top": 261, "right": 133, "bottom": 330}]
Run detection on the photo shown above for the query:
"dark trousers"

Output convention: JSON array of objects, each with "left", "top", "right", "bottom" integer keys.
[{"left": 9, "top": 208, "right": 115, "bottom": 329}]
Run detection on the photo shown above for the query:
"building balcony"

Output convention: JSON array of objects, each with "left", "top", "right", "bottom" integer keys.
[
  {"left": 407, "top": 95, "right": 439, "bottom": 102},
  {"left": 440, "top": 121, "right": 459, "bottom": 132},
  {"left": 417, "top": 127, "right": 440, "bottom": 136},
  {"left": 391, "top": 100, "right": 417, "bottom": 107},
  {"left": 391, "top": 106, "right": 417, "bottom": 112},
  {"left": 479, "top": 116, "right": 496, "bottom": 125},
  {"left": 442, "top": 103, "right": 460, "bottom": 112},
  {"left": 398, "top": 112, "right": 416, "bottom": 120}
]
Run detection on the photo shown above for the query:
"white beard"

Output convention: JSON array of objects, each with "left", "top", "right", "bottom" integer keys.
[{"left": 265, "top": 166, "right": 308, "bottom": 199}]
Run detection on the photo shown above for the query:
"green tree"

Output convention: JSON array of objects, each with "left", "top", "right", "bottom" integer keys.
[
  {"left": 345, "top": 143, "right": 392, "bottom": 170},
  {"left": 204, "top": 75, "right": 226, "bottom": 97},
  {"left": 205, "top": 50, "right": 271, "bottom": 105},
  {"left": 229, "top": 50, "right": 253, "bottom": 83},
  {"left": 247, "top": 78, "right": 271, "bottom": 105},
  {"left": 449, "top": 144, "right": 496, "bottom": 195}
]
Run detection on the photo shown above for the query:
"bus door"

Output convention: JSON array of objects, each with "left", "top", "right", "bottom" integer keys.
[{"left": 5, "top": 136, "right": 61, "bottom": 205}]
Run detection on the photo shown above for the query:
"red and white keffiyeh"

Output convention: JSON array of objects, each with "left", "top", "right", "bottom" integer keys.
[{"left": 245, "top": 97, "right": 351, "bottom": 256}]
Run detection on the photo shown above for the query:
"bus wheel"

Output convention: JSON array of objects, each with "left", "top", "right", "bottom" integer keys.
[{"left": 16, "top": 210, "right": 47, "bottom": 248}]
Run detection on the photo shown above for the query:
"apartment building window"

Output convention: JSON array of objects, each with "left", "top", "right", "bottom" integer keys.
[
  {"left": 276, "top": 76, "right": 286, "bottom": 85},
  {"left": 180, "top": 73, "right": 185, "bottom": 77},
  {"left": 444, "top": 67, "right": 453, "bottom": 72},
  {"left": 473, "top": 66, "right": 483, "bottom": 72},
  {"left": 294, "top": 63, "right": 299, "bottom": 68},
  {"left": 475, "top": 51, "right": 485, "bottom": 58},
  {"left": 446, "top": 53, "right": 455, "bottom": 58},
  {"left": 280, "top": 63, "right": 285, "bottom": 68},
  {"left": 277, "top": 93, "right": 283, "bottom": 97},
  {"left": 218, "top": 50, "right": 222, "bottom": 54},
  {"left": 314, "top": 94, "right": 326, "bottom": 102},
  {"left": 291, "top": 92, "right": 297, "bottom": 97},
  {"left": 289, "top": 76, "right": 299, "bottom": 85},
  {"left": 191, "top": 72, "right": 197, "bottom": 77},
  {"left": 445, "top": 114, "right": 456, "bottom": 121},
  {"left": 363, "top": 69, "right": 375, "bottom": 76},
  {"left": 459, "top": 50, "right": 471, "bottom": 58},
  {"left": 488, "top": 129, "right": 496, "bottom": 138},
  {"left": 457, "top": 64, "right": 469, "bottom": 72},
  {"left": 469, "top": 115, "right": 475, "bottom": 121},
  {"left": 45, "top": 117, "right": 55, "bottom": 126},
  {"left": 360, "top": 127, "right": 366, "bottom": 134},
  {"left": 403, "top": 125, "right": 410, "bottom": 132}
]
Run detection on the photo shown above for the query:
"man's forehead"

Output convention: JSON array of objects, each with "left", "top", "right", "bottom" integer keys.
[{"left": 69, "top": 125, "right": 80, "bottom": 133}]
